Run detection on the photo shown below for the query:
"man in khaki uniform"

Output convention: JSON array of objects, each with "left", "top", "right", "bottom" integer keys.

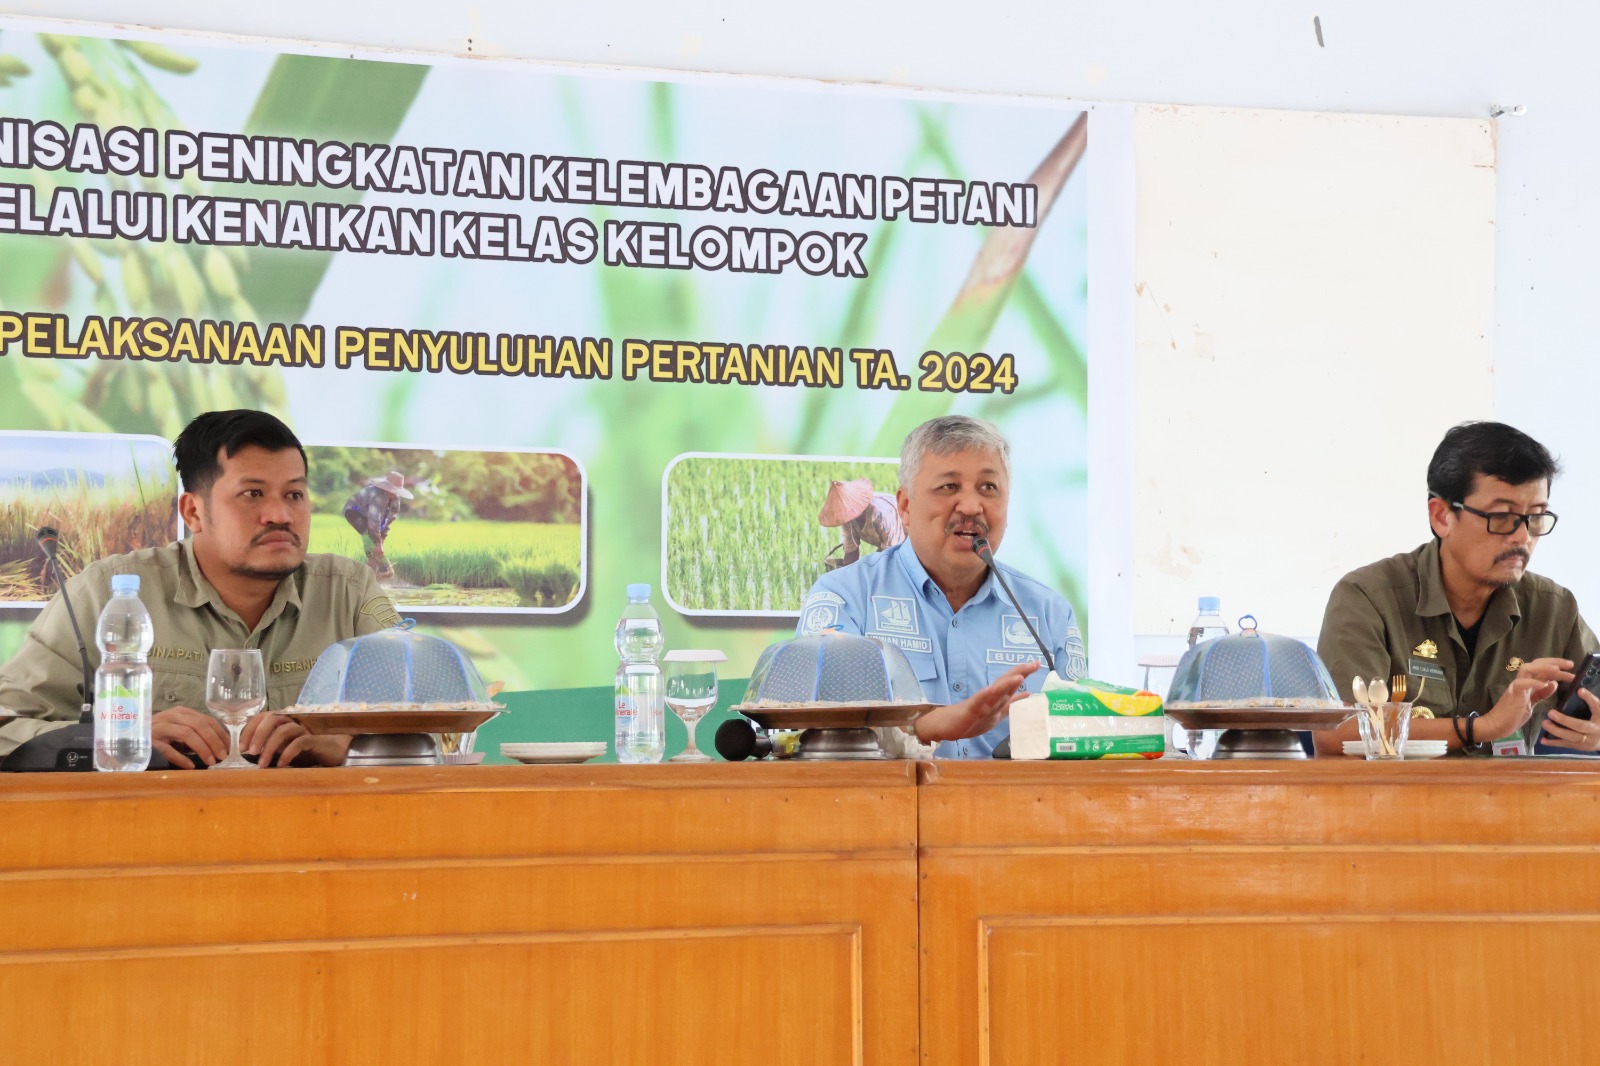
[
  {"left": 1316, "top": 421, "right": 1599, "bottom": 755},
  {"left": 0, "top": 410, "right": 401, "bottom": 768}
]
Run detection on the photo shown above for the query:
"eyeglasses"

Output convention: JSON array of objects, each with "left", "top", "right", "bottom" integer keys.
[{"left": 1450, "top": 501, "right": 1559, "bottom": 536}]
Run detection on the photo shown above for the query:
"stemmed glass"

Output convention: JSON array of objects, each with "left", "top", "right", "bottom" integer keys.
[
  {"left": 206, "top": 648, "right": 267, "bottom": 770},
  {"left": 664, "top": 650, "right": 725, "bottom": 763}
]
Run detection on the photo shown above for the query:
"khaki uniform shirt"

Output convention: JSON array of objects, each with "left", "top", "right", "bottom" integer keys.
[
  {"left": 0, "top": 541, "right": 401, "bottom": 757},
  {"left": 1318, "top": 540, "right": 1597, "bottom": 747}
]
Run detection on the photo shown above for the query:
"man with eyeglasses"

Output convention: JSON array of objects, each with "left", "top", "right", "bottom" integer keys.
[{"left": 1315, "top": 421, "right": 1598, "bottom": 755}]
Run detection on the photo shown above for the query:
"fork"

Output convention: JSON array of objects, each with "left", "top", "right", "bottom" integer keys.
[{"left": 1391, "top": 673, "right": 1431, "bottom": 717}]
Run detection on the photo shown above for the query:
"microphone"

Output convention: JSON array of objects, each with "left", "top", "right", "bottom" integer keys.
[
  {"left": 35, "top": 526, "right": 94, "bottom": 716},
  {"left": 714, "top": 718, "right": 773, "bottom": 761},
  {"left": 971, "top": 536, "right": 1056, "bottom": 677}
]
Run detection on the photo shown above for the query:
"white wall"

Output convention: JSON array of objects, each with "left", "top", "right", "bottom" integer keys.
[
  {"left": 7, "top": 0, "right": 1597, "bottom": 641},
  {"left": 1130, "top": 105, "right": 1497, "bottom": 639}
]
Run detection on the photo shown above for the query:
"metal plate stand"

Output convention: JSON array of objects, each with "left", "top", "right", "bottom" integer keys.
[
  {"left": 792, "top": 727, "right": 886, "bottom": 761},
  {"left": 343, "top": 732, "right": 442, "bottom": 767},
  {"left": 1209, "top": 728, "right": 1308, "bottom": 760}
]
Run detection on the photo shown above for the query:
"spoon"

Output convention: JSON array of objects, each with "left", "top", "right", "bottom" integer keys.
[
  {"left": 1366, "top": 677, "right": 1393, "bottom": 755},
  {"left": 1352, "top": 676, "right": 1369, "bottom": 706}
]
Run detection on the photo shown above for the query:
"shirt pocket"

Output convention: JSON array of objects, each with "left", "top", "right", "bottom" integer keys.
[
  {"left": 268, "top": 670, "right": 311, "bottom": 712},
  {"left": 153, "top": 661, "right": 207, "bottom": 713},
  {"left": 903, "top": 652, "right": 942, "bottom": 700}
]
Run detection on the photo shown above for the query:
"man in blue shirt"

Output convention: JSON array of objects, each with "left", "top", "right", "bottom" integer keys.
[{"left": 797, "top": 415, "right": 1086, "bottom": 758}]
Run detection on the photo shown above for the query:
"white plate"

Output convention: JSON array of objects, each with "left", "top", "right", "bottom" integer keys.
[
  {"left": 500, "top": 742, "right": 606, "bottom": 764},
  {"left": 1343, "top": 741, "right": 1447, "bottom": 760},
  {"left": 501, "top": 742, "right": 606, "bottom": 753}
]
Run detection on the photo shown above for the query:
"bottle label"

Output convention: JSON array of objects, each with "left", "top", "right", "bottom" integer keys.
[
  {"left": 96, "top": 694, "right": 143, "bottom": 738},
  {"left": 615, "top": 692, "right": 635, "bottom": 719}
]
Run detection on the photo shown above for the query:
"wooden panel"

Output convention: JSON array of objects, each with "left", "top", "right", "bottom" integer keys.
[
  {"left": 0, "top": 927, "right": 863, "bottom": 1066},
  {"left": 0, "top": 762, "right": 918, "bottom": 869},
  {"left": 918, "top": 760, "right": 1600, "bottom": 1066},
  {"left": 0, "top": 763, "right": 919, "bottom": 1066},
  {"left": 981, "top": 917, "right": 1600, "bottom": 1066}
]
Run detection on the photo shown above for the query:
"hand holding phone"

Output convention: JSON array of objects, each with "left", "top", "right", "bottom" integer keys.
[{"left": 1557, "top": 651, "right": 1600, "bottom": 722}]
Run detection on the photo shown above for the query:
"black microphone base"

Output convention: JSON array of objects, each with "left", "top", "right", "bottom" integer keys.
[{"left": 2, "top": 723, "right": 175, "bottom": 772}]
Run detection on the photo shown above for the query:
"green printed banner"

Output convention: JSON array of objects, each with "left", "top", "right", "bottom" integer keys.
[{"left": 0, "top": 19, "right": 1094, "bottom": 755}]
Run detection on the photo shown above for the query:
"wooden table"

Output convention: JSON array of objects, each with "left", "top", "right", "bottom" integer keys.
[
  {"left": 918, "top": 759, "right": 1600, "bottom": 1066},
  {"left": 0, "top": 763, "right": 920, "bottom": 1066},
  {"left": 3, "top": 758, "right": 1598, "bottom": 1065}
]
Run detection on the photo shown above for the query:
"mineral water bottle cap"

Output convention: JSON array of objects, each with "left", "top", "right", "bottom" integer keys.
[
  {"left": 627, "top": 583, "right": 651, "bottom": 601},
  {"left": 111, "top": 574, "right": 141, "bottom": 594},
  {"left": 1198, "top": 596, "right": 1220, "bottom": 612}
]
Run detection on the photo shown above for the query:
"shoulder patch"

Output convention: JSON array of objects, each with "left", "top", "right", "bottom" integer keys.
[{"left": 361, "top": 595, "right": 402, "bottom": 629}]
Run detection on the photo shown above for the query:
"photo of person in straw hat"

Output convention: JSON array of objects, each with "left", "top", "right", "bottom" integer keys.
[
  {"left": 342, "top": 470, "right": 413, "bottom": 582},
  {"left": 820, "top": 477, "right": 906, "bottom": 570}
]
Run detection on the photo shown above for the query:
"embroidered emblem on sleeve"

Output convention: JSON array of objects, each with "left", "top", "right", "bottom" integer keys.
[{"left": 361, "top": 595, "right": 402, "bottom": 629}]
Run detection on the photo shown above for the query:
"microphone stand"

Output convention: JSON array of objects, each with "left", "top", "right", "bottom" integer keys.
[
  {"left": 971, "top": 536, "right": 1057, "bottom": 677},
  {"left": 36, "top": 528, "right": 94, "bottom": 720}
]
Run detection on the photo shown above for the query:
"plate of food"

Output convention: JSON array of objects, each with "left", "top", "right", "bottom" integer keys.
[
  {"left": 280, "top": 702, "right": 503, "bottom": 735},
  {"left": 1165, "top": 699, "right": 1353, "bottom": 731},
  {"left": 732, "top": 701, "right": 934, "bottom": 731}
]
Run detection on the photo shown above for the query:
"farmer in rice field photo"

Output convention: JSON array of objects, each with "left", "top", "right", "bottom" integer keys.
[
  {"left": 819, "top": 477, "right": 906, "bottom": 570},
  {"left": 343, "top": 470, "right": 412, "bottom": 583}
]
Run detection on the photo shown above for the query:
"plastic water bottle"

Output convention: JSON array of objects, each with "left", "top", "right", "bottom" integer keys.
[
  {"left": 614, "top": 583, "right": 665, "bottom": 764},
  {"left": 1176, "top": 596, "right": 1230, "bottom": 759},
  {"left": 93, "top": 574, "right": 153, "bottom": 772},
  {"left": 1187, "top": 596, "right": 1229, "bottom": 647}
]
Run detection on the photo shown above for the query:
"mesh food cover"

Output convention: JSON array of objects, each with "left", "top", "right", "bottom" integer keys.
[
  {"left": 1166, "top": 617, "right": 1340, "bottom": 703},
  {"left": 297, "top": 628, "right": 491, "bottom": 707},
  {"left": 745, "top": 632, "right": 925, "bottom": 704}
]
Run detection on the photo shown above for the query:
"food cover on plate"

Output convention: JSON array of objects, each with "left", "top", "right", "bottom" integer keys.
[
  {"left": 293, "top": 627, "right": 496, "bottom": 711},
  {"left": 1166, "top": 615, "right": 1341, "bottom": 706},
  {"left": 742, "top": 631, "right": 925, "bottom": 706}
]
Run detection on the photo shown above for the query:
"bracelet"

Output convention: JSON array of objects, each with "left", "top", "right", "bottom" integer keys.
[
  {"left": 1451, "top": 713, "right": 1467, "bottom": 745},
  {"left": 1466, "top": 711, "right": 1479, "bottom": 749}
]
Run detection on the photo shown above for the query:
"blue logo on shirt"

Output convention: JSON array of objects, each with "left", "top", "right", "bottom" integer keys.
[
  {"left": 867, "top": 595, "right": 931, "bottom": 653},
  {"left": 1001, "top": 614, "right": 1039, "bottom": 648},
  {"left": 872, "top": 596, "right": 919, "bottom": 635}
]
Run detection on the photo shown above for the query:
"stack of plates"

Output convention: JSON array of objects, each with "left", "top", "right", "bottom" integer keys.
[
  {"left": 500, "top": 742, "right": 606, "bottom": 765},
  {"left": 1342, "top": 740, "right": 1447, "bottom": 760}
]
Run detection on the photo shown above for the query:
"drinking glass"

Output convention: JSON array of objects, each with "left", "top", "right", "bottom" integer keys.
[
  {"left": 1355, "top": 701, "right": 1413, "bottom": 760},
  {"left": 206, "top": 648, "right": 267, "bottom": 770},
  {"left": 664, "top": 650, "right": 725, "bottom": 763}
]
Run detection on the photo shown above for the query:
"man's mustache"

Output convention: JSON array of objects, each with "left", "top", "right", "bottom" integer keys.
[
  {"left": 946, "top": 517, "right": 990, "bottom": 536},
  {"left": 252, "top": 524, "right": 302, "bottom": 546},
  {"left": 1495, "top": 548, "right": 1530, "bottom": 565}
]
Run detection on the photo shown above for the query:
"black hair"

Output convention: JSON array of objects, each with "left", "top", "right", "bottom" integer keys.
[
  {"left": 1426, "top": 421, "right": 1560, "bottom": 504},
  {"left": 172, "top": 409, "right": 307, "bottom": 495}
]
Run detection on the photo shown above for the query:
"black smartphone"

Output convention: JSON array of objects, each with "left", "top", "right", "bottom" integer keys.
[{"left": 1556, "top": 651, "right": 1600, "bottom": 721}]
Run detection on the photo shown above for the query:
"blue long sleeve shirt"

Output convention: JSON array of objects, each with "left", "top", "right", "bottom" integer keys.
[{"left": 796, "top": 541, "right": 1085, "bottom": 759}]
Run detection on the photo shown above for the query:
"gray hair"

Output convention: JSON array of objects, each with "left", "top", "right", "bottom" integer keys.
[{"left": 898, "top": 415, "right": 1011, "bottom": 488}]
